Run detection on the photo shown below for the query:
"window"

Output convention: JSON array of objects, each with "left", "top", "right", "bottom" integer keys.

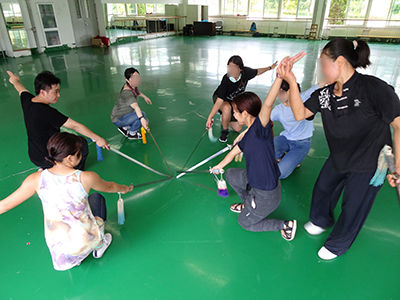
[
  {"left": 328, "top": 0, "right": 348, "bottom": 24},
  {"left": 83, "top": 0, "right": 90, "bottom": 18},
  {"left": 208, "top": 0, "right": 219, "bottom": 15},
  {"left": 346, "top": 0, "right": 368, "bottom": 19},
  {"left": 297, "top": 0, "right": 315, "bottom": 18},
  {"left": 390, "top": 0, "right": 400, "bottom": 20},
  {"left": 1, "top": 3, "right": 22, "bottom": 17},
  {"left": 155, "top": 4, "right": 165, "bottom": 14},
  {"left": 222, "top": 0, "right": 234, "bottom": 14},
  {"left": 137, "top": 4, "right": 146, "bottom": 15},
  {"left": 127, "top": 4, "right": 137, "bottom": 15},
  {"left": 237, "top": 0, "right": 248, "bottom": 14},
  {"left": 38, "top": 4, "right": 61, "bottom": 46},
  {"left": 368, "top": 0, "right": 391, "bottom": 19},
  {"left": 264, "top": 0, "right": 279, "bottom": 17},
  {"left": 74, "top": 0, "right": 82, "bottom": 18},
  {"left": 107, "top": 3, "right": 126, "bottom": 16},
  {"left": 327, "top": 0, "right": 367, "bottom": 25},
  {"left": 39, "top": 4, "right": 57, "bottom": 28},
  {"left": 282, "top": 0, "right": 298, "bottom": 17},
  {"left": 146, "top": 4, "right": 154, "bottom": 13},
  {"left": 367, "top": 0, "right": 391, "bottom": 26},
  {"left": 249, "top": 0, "right": 264, "bottom": 17},
  {"left": 144, "top": 3, "right": 164, "bottom": 14}
]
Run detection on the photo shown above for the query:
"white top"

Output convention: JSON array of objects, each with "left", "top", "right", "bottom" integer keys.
[{"left": 38, "top": 169, "right": 103, "bottom": 271}]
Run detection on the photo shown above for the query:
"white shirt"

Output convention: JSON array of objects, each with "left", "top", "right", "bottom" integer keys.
[{"left": 271, "top": 84, "right": 319, "bottom": 141}]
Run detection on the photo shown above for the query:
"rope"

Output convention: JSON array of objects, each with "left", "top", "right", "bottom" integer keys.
[{"left": 146, "top": 128, "right": 173, "bottom": 177}]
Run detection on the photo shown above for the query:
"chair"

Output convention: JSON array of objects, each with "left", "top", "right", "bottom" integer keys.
[{"left": 216, "top": 20, "right": 223, "bottom": 35}]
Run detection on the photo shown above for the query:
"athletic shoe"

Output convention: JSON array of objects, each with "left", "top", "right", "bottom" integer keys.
[
  {"left": 219, "top": 130, "right": 229, "bottom": 143},
  {"left": 304, "top": 221, "right": 326, "bottom": 235},
  {"left": 127, "top": 131, "right": 142, "bottom": 140},
  {"left": 318, "top": 246, "right": 337, "bottom": 260},
  {"left": 118, "top": 127, "right": 129, "bottom": 137},
  {"left": 93, "top": 233, "right": 112, "bottom": 258}
]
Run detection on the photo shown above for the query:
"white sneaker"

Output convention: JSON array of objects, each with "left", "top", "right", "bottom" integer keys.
[
  {"left": 93, "top": 233, "right": 112, "bottom": 258},
  {"left": 318, "top": 246, "right": 337, "bottom": 260},
  {"left": 304, "top": 221, "right": 326, "bottom": 235}
]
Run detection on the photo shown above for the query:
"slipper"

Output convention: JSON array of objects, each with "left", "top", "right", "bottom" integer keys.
[
  {"left": 230, "top": 203, "right": 244, "bottom": 213},
  {"left": 281, "top": 220, "right": 297, "bottom": 241}
]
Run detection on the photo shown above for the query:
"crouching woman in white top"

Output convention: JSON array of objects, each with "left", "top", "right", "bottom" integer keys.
[
  {"left": 271, "top": 79, "right": 325, "bottom": 179},
  {"left": 0, "top": 132, "right": 133, "bottom": 271}
]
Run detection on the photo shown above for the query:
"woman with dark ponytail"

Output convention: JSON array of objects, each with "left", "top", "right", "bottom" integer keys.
[
  {"left": 111, "top": 67, "right": 152, "bottom": 140},
  {"left": 206, "top": 55, "right": 278, "bottom": 142},
  {"left": 0, "top": 132, "right": 133, "bottom": 271},
  {"left": 277, "top": 38, "right": 400, "bottom": 260}
]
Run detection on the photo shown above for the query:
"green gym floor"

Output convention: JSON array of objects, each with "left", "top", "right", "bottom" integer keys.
[{"left": 1, "top": 36, "right": 399, "bottom": 300}]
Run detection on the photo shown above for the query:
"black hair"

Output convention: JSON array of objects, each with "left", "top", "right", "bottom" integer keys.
[
  {"left": 281, "top": 79, "right": 301, "bottom": 93},
  {"left": 232, "top": 92, "right": 262, "bottom": 117},
  {"left": 124, "top": 67, "right": 140, "bottom": 80},
  {"left": 34, "top": 71, "right": 61, "bottom": 95},
  {"left": 227, "top": 55, "right": 244, "bottom": 88},
  {"left": 322, "top": 38, "right": 371, "bottom": 69},
  {"left": 45, "top": 132, "right": 83, "bottom": 166},
  {"left": 122, "top": 67, "right": 140, "bottom": 91}
]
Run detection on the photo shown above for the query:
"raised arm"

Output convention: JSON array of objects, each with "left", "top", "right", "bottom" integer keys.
[
  {"left": 259, "top": 77, "right": 283, "bottom": 127},
  {"left": 62, "top": 118, "right": 110, "bottom": 149},
  {"left": 81, "top": 171, "right": 133, "bottom": 194},
  {"left": 276, "top": 54, "right": 314, "bottom": 121},
  {"left": 7, "top": 71, "right": 28, "bottom": 95},
  {"left": 257, "top": 61, "right": 278, "bottom": 76},
  {"left": 0, "top": 172, "right": 40, "bottom": 215}
]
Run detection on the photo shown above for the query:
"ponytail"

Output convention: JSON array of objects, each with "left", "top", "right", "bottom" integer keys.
[{"left": 322, "top": 38, "right": 371, "bottom": 69}]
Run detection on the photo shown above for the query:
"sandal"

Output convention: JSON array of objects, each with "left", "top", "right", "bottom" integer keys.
[
  {"left": 230, "top": 203, "right": 244, "bottom": 213},
  {"left": 281, "top": 220, "right": 297, "bottom": 241}
]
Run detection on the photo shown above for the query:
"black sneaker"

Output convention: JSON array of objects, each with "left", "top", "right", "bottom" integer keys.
[
  {"left": 118, "top": 127, "right": 129, "bottom": 137},
  {"left": 127, "top": 131, "right": 142, "bottom": 140},
  {"left": 219, "top": 130, "right": 229, "bottom": 143}
]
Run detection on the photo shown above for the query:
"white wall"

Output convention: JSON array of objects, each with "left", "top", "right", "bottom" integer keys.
[{"left": 29, "top": 0, "right": 76, "bottom": 51}]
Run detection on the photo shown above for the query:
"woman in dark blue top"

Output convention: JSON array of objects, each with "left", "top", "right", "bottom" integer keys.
[{"left": 210, "top": 55, "right": 305, "bottom": 240}]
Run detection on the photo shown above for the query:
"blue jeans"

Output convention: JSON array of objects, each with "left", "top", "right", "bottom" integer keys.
[
  {"left": 113, "top": 111, "right": 148, "bottom": 133},
  {"left": 274, "top": 135, "right": 311, "bottom": 179}
]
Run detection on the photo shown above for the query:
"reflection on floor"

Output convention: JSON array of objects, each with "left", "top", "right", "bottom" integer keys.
[
  {"left": 106, "top": 28, "right": 147, "bottom": 39},
  {"left": 0, "top": 36, "right": 399, "bottom": 299}
]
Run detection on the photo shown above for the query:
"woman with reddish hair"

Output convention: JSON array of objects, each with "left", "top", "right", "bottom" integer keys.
[{"left": 210, "top": 53, "right": 306, "bottom": 240}]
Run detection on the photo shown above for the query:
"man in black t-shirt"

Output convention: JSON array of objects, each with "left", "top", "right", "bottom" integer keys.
[{"left": 7, "top": 70, "right": 109, "bottom": 169}]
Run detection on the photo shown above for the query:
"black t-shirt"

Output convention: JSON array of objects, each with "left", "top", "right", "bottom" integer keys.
[
  {"left": 304, "top": 71, "right": 400, "bottom": 173},
  {"left": 20, "top": 92, "right": 68, "bottom": 167},
  {"left": 213, "top": 67, "right": 258, "bottom": 102},
  {"left": 238, "top": 117, "right": 280, "bottom": 191}
]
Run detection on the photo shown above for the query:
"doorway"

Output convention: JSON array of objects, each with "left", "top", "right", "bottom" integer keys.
[
  {"left": 68, "top": 0, "right": 99, "bottom": 47},
  {"left": 0, "top": 2, "right": 29, "bottom": 50}
]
